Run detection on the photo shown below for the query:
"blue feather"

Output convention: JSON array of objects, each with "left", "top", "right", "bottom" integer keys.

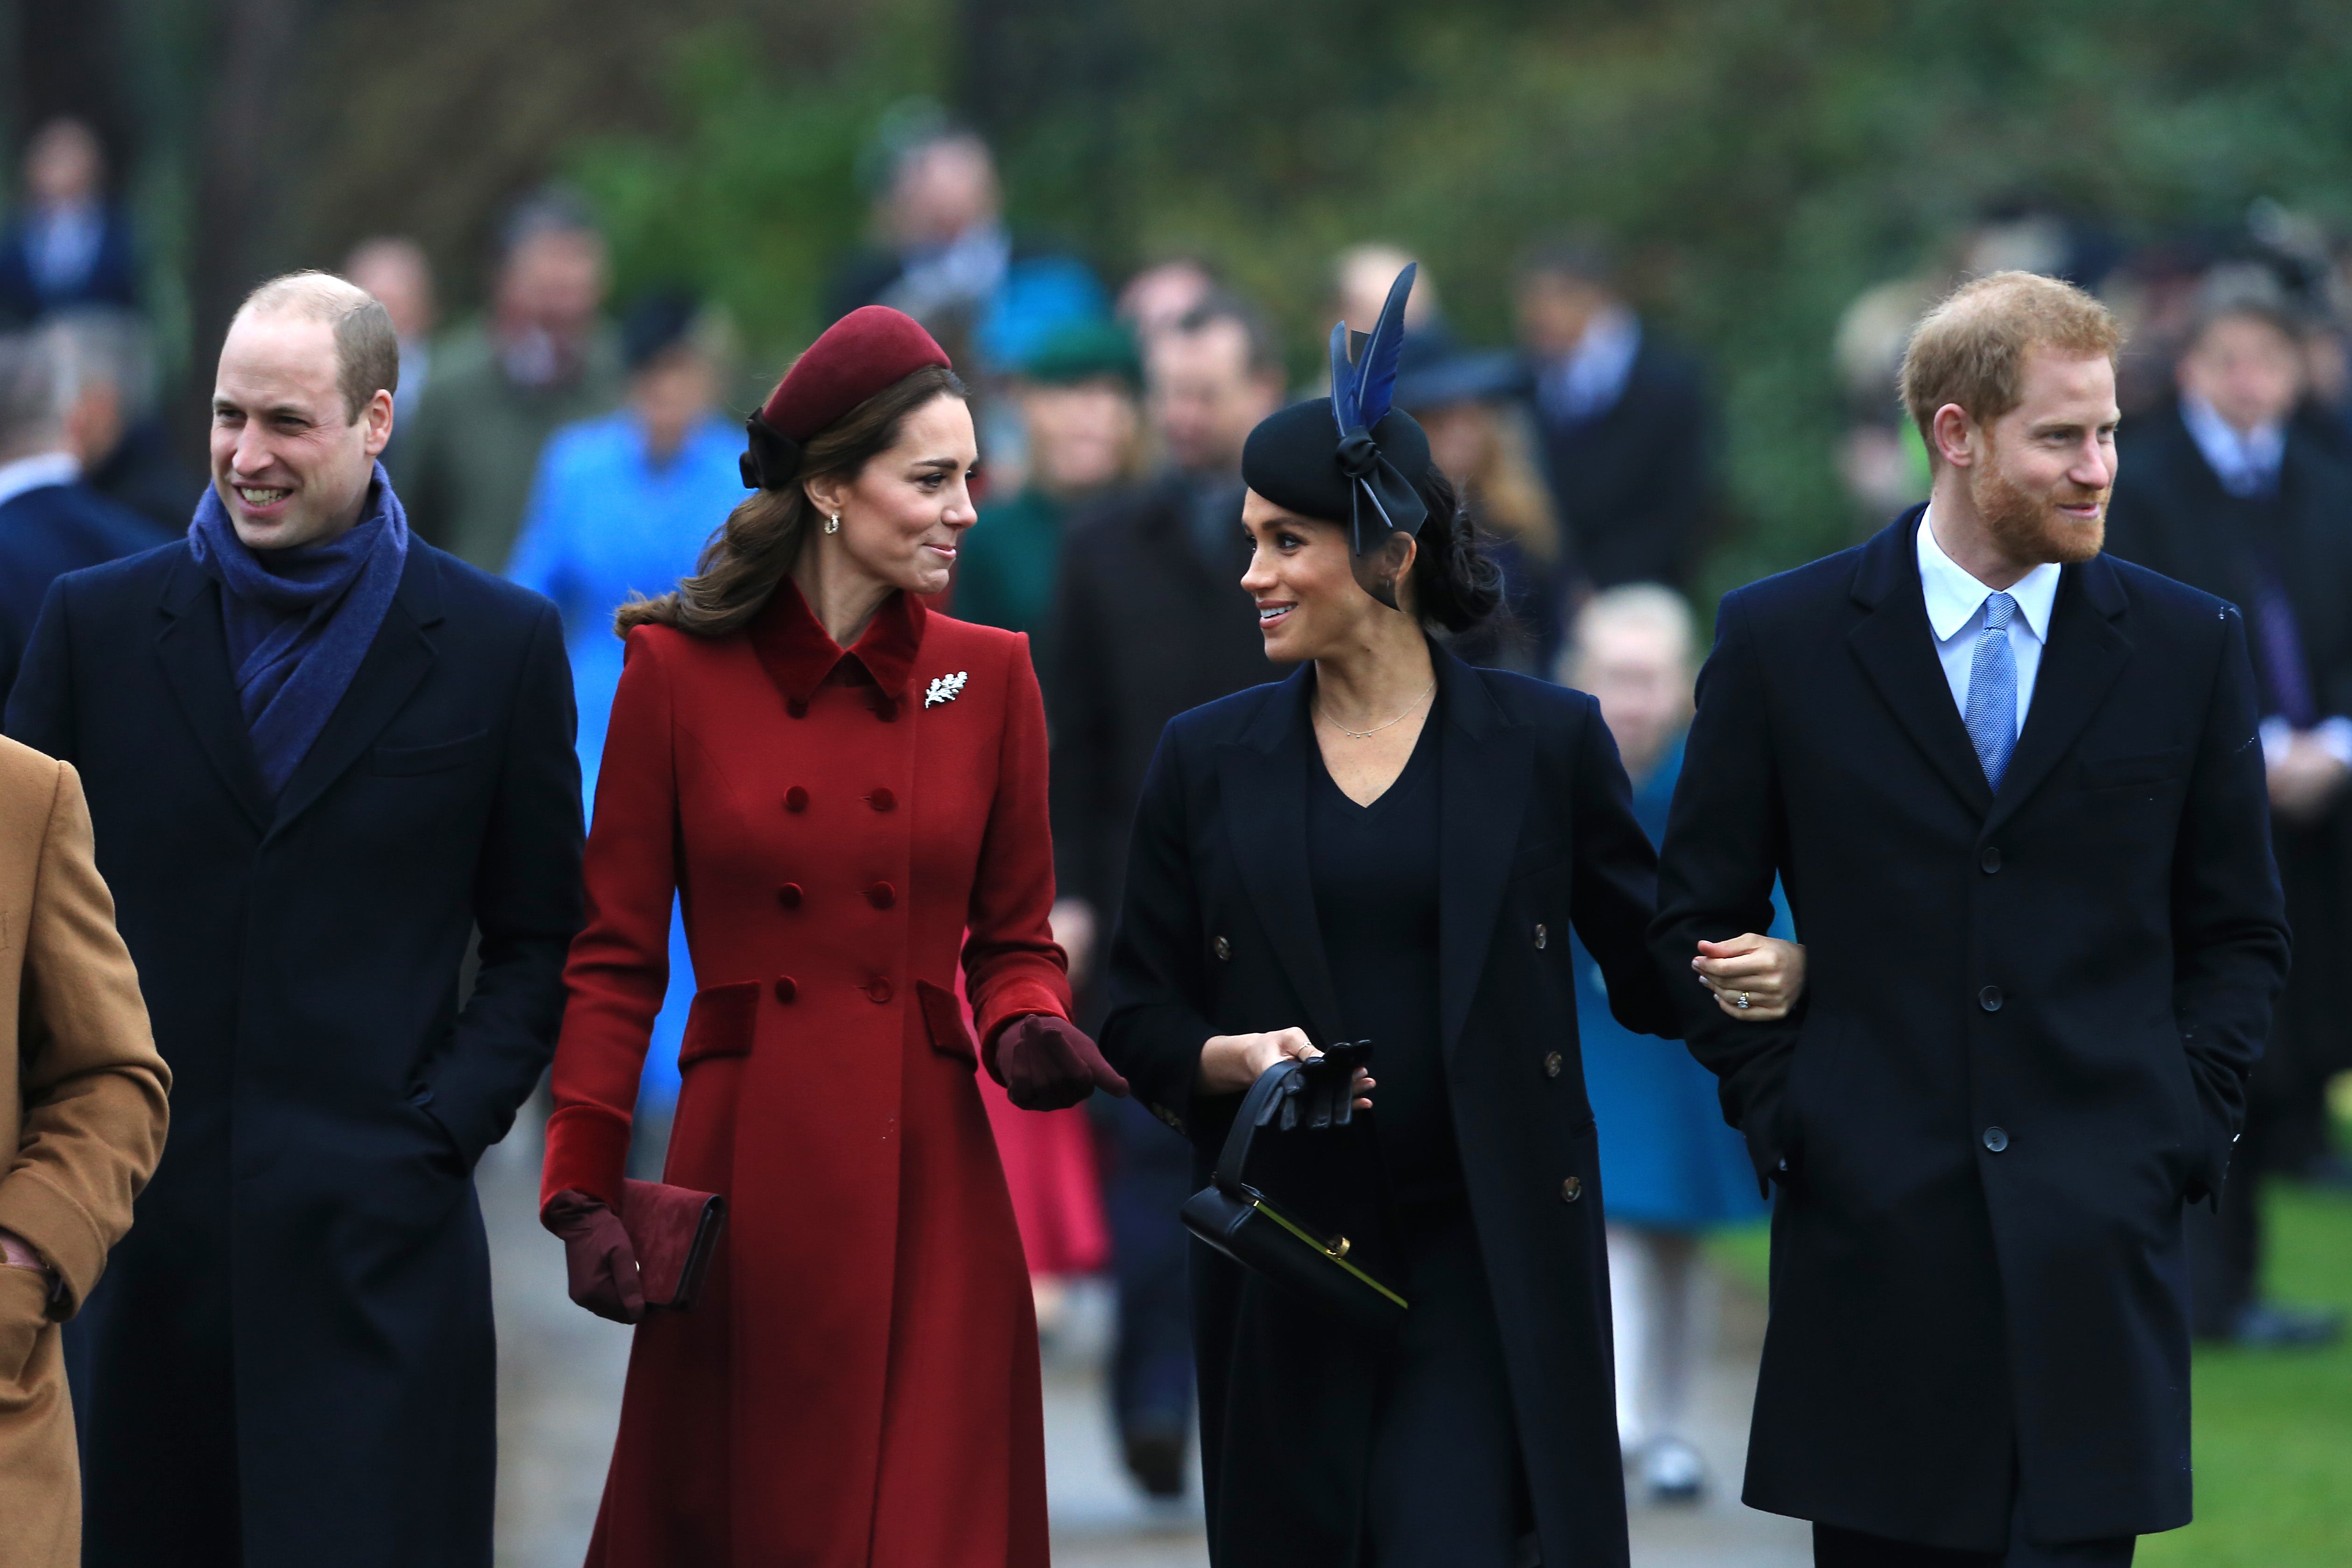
[
  {"left": 1327, "top": 321, "right": 1360, "bottom": 440},
  {"left": 1351, "top": 262, "right": 1416, "bottom": 430}
]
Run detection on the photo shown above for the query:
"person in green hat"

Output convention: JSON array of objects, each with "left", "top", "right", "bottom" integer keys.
[{"left": 953, "top": 319, "right": 1142, "bottom": 655}]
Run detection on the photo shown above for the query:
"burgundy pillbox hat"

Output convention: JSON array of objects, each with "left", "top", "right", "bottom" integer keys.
[{"left": 740, "top": 305, "right": 954, "bottom": 490}]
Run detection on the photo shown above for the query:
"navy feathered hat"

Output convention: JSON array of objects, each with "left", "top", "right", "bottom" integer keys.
[{"left": 1241, "top": 264, "right": 1432, "bottom": 608}]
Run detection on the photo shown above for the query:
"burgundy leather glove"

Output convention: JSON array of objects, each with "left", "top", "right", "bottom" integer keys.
[
  {"left": 990, "top": 1014, "right": 1130, "bottom": 1111},
  {"left": 542, "top": 1189, "right": 645, "bottom": 1324}
]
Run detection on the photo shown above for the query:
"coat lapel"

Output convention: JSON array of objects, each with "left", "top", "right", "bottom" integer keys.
[
  {"left": 155, "top": 552, "right": 272, "bottom": 834},
  {"left": 1215, "top": 667, "right": 1349, "bottom": 1048},
  {"left": 268, "top": 548, "right": 444, "bottom": 838},
  {"left": 1436, "top": 651, "right": 1531, "bottom": 1058},
  {"left": 1984, "top": 555, "right": 2132, "bottom": 836},
  {"left": 1845, "top": 510, "right": 1998, "bottom": 819}
]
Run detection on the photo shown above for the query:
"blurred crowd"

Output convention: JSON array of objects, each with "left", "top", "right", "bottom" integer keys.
[{"left": 2, "top": 102, "right": 2348, "bottom": 1519}]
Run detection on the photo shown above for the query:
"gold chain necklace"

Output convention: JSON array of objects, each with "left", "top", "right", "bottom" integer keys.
[{"left": 1316, "top": 678, "right": 1436, "bottom": 741}]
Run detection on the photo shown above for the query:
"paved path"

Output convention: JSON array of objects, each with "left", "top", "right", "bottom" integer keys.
[{"left": 480, "top": 1131, "right": 1807, "bottom": 1567}]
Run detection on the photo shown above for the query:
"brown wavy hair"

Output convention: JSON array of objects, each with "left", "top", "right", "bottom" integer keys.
[{"left": 615, "top": 364, "right": 969, "bottom": 637}]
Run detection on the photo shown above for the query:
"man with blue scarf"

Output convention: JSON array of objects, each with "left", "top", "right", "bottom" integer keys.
[{"left": 7, "top": 271, "right": 583, "bottom": 1568}]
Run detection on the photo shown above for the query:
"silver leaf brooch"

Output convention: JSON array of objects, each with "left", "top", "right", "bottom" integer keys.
[{"left": 924, "top": 671, "right": 968, "bottom": 708}]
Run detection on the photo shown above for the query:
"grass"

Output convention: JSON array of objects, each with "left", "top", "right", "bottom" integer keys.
[{"left": 1704, "top": 1137, "right": 2352, "bottom": 1566}]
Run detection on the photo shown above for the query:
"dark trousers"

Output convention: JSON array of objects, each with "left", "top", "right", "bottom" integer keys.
[{"left": 1102, "top": 1096, "right": 1196, "bottom": 1440}]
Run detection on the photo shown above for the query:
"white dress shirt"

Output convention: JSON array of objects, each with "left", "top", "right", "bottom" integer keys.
[
  {"left": 1916, "top": 506, "right": 2061, "bottom": 739},
  {"left": 2179, "top": 392, "right": 2285, "bottom": 498},
  {"left": 0, "top": 450, "right": 80, "bottom": 511}
]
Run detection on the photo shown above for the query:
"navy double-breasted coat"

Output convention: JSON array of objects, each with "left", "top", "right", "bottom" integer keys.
[
  {"left": 1652, "top": 511, "right": 2290, "bottom": 1551},
  {"left": 1100, "top": 648, "right": 1675, "bottom": 1568},
  {"left": 7, "top": 539, "right": 582, "bottom": 1568}
]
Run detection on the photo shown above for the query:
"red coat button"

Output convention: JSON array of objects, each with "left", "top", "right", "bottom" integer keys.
[
  {"left": 866, "top": 978, "right": 894, "bottom": 1004},
  {"left": 786, "top": 699, "right": 808, "bottom": 720},
  {"left": 872, "top": 698, "right": 898, "bottom": 723},
  {"left": 868, "top": 787, "right": 896, "bottom": 812},
  {"left": 773, "top": 977, "right": 797, "bottom": 1003},
  {"left": 867, "top": 882, "right": 896, "bottom": 909},
  {"left": 784, "top": 786, "right": 809, "bottom": 813},
  {"left": 777, "top": 883, "right": 803, "bottom": 909}
]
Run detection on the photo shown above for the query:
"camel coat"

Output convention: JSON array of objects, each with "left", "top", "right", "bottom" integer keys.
[{"left": 0, "top": 736, "right": 169, "bottom": 1568}]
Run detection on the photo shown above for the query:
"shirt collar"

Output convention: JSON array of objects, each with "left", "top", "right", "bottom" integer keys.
[
  {"left": 749, "top": 577, "right": 927, "bottom": 709},
  {"left": 0, "top": 450, "right": 81, "bottom": 510},
  {"left": 1915, "top": 504, "right": 2060, "bottom": 644},
  {"left": 2179, "top": 392, "right": 2286, "bottom": 497}
]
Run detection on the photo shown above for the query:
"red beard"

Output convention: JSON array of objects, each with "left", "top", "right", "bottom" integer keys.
[{"left": 1971, "top": 441, "right": 2106, "bottom": 565}]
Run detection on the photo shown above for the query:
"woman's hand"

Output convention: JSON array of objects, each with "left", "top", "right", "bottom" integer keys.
[
  {"left": 1693, "top": 934, "right": 1807, "bottom": 1023},
  {"left": 1198, "top": 1028, "right": 1375, "bottom": 1109},
  {"left": 541, "top": 1190, "right": 645, "bottom": 1324}
]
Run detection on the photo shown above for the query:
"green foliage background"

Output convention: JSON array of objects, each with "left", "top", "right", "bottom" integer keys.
[{"left": 567, "top": 0, "right": 2352, "bottom": 597}]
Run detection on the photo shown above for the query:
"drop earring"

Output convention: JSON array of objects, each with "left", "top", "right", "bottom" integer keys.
[{"left": 826, "top": 512, "right": 841, "bottom": 535}]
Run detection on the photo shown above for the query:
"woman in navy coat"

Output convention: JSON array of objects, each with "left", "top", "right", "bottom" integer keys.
[{"left": 1099, "top": 268, "right": 1802, "bottom": 1567}]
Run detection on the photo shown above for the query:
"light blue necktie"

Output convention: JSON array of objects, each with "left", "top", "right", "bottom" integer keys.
[{"left": 1964, "top": 592, "right": 2019, "bottom": 792}]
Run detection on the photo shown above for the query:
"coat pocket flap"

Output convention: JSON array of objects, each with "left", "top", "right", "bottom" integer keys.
[
  {"left": 679, "top": 981, "right": 763, "bottom": 1068},
  {"left": 915, "top": 979, "right": 978, "bottom": 1066},
  {"left": 2077, "top": 746, "right": 2184, "bottom": 790},
  {"left": 367, "top": 730, "right": 494, "bottom": 776}
]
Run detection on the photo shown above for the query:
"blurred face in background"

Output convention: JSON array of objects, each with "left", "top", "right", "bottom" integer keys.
[
  {"left": 1149, "top": 319, "right": 1282, "bottom": 476},
  {"left": 1240, "top": 490, "right": 1413, "bottom": 664},
  {"left": 631, "top": 346, "right": 718, "bottom": 465},
  {"left": 1568, "top": 611, "right": 1694, "bottom": 780},
  {"left": 344, "top": 240, "right": 438, "bottom": 344},
  {"left": 1119, "top": 260, "right": 1215, "bottom": 353},
  {"left": 495, "top": 227, "right": 608, "bottom": 343},
  {"left": 1515, "top": 268, "right": 1614, "bottom": 358},
  {"left": 887, "top": 135, "right": 1000, "bottom": 250},
  {"left": 1418, "top": 402, "right": 1495, "bottom": 486},
  {"left": 1018, "top": 377, "right": 1138, "bottom": 498},
  {"left": 25, "top": 119, "right": 102, "bottom": 208},
  {"left": 211, "top": 308, "right": 391, "bottom": 551},
  {"left": 2178, "top": 311, "right": 2303, "bottom": 435}
]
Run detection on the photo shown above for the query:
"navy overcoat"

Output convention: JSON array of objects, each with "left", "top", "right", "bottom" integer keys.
[
  {"left": 1100, "top": 647, "right": 1675, "bottom": 1568},
  {"left": 1651, "top": 511, "right": 2290, "bottom": 1551},
  {"left": 7, "top": 538, "right": 582, "bottom": 1568}
]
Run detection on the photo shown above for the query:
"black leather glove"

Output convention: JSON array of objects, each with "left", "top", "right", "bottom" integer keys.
[
  {"left": 1274, "top": 1039, "right": 1373, "bottom": 1131},
  {"left": 989, "top": 1014, "right": 1131, "bottom": 1111},
  {"left": 542, "top": 1189, "right": 645, "bottom": 1324}
]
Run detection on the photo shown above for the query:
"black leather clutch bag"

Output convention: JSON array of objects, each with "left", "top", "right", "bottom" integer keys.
[{"left": 1180, "top": 1052, "right": 1407, "bottom": 1331}]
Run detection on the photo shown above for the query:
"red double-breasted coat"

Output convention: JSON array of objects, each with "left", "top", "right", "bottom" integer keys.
[{"left": 542, "top": 582, "right": 1069, "bottom": 1567}]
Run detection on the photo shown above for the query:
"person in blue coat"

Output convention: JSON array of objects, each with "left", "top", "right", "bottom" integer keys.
[
  {"left": 1563, "top": 584, "right": 1778, "bottom": 1506},
  {"left": 506, "top": 290, "right": 742, "bottom": 1144}
]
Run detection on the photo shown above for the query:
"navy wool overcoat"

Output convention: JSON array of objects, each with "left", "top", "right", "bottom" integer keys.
[
  {"left": 1652, "top": 511, "right": 2290, "bottom": 1552},
  {"left": 6, "top": 539, "right": 582, "bottom": 1568},
  {"left": 1100, "top": 648, "right": 1675, "bottom": 1568}
]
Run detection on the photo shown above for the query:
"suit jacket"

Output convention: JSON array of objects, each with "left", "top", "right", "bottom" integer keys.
[
  {"left": 1651, "top": 510, "right": 2289, "bottom": 1550},
  {"left": 6, "top": 539, "right": 582, "bottom": 1568},
  {"left": 1531, "top": 334, "right": 1713, "bottom": 592},
  {"left": 0, "top": 480, "right": 170, "bottom": 704},
  {"left": 1100, "top": 650, "right": 1674, "bottom": 1568},
  {"left": 0, "top": 737, "right": 169, "bottom": 1568},
  {"left": 1047, "top": 471, "right": 1269, "bottom": 924},
  {"left": 0, "top": 209, "right": 140, "bottom": 325}
]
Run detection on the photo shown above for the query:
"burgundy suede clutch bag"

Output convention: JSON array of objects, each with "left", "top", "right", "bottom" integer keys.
[{"left": 621, "top": 1180, "right": 727, "bottom": 1311}]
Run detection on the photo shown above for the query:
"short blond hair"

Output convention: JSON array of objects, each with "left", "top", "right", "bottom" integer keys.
[
  {"left": 1897, "top": 271, "right": 2122, "bottom": 459},
  {"left": 1560, "top": 582, "right": 1695, "bottom": 685},
  {"left": 236, "top": 269, "right": 398, "bottom": 423}
]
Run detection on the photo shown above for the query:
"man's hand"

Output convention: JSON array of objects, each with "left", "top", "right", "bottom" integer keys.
[
  {"left": 2267, "top": 731, "right": 2350, "bottom": 823},
  {"left": 1049, "top": 897, "right": 1100, "bottom": 986},
  {"left": 1198, "top": 1028, "right": 1375, "bottom": 1109}
]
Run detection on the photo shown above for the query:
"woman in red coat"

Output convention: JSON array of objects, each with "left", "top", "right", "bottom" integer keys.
[{"left": 539, "top": 307, "right": 1128, "bottom": 1567}]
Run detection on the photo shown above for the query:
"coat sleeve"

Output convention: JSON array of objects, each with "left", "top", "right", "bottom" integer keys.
[
  {"left": 1099, "top": 727, "right": 1223, "bottom": 1146},
  {"left": 0, "top": 758, "right": 170, "bottom": 1317},
  {"left": 541, "top": 628, "right": 677, "bottom": 1209},
  {"left": 4, "top": 577, "right": 77, "bottom": 759},
  {"left": 2171, "top": 606, "right": 2292, "bottom": 1203},
  {"left": 1566, "top": 692, "right": 1678, "bottom": 1039},
  {"left": 967, "top": 635, "right": 1075, "bottom": 1054},
  {"left": 1649, "top": 590, "right": 1803, "bottom": 1190},
  {"left": 423, "top": 601, "right": 584, "bottom": 1166}
]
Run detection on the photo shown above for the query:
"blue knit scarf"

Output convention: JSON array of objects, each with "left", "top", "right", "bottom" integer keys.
[{"left": 188, "top": 462, "right": 410, "bottom": 797}]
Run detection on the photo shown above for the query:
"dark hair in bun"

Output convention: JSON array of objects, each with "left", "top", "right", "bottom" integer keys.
[{"left": 1407, "top": 465, "right": 1503, "bottom": 633}]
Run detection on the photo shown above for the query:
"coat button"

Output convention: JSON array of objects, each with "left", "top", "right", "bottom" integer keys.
[
  {"left": 777, "top": 883, "right": 803, "bottom": 909},
  {"left": 1560, "top": 1176, "right": 1582, "bottom": 1202},
  {"left": 1534, "top": 923, "right": 1548, "bottom": 950},
  {"left": 1213, "top": 935, "right": 1232, "bottom": 961},
  {"left": 867, "top": 882, "right": 896, "bottom": 909},
  {"left": 785, "top": 786, "right": 809, "bottom": 813},
  {"left": 774, "top": 977, "right": 797, "bottom": 1003},
  {"left": 1978, "top": 985, "right": 2003, "bottom": 1012},
  {"left": 786, "top": 699, "right": 808, "bottom": 720},
  {"left": 866, "top": 977, "right": 894, "bottom": 1004},
  {"left": 1544, "top": 1052, "right": 1563, "bottom": 1079},
  {"left": 1983, "top": 1125, "right": 2009, "bottom": 1153},
  {"left": 1979, "top": 846, "right": 2002, "bottom": 874},
  {"left": 869, "top": 787, "right": 896, "bottom": 812},
  {"left": 872, "top": 697, "right": 898, "bottom": 722}
]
